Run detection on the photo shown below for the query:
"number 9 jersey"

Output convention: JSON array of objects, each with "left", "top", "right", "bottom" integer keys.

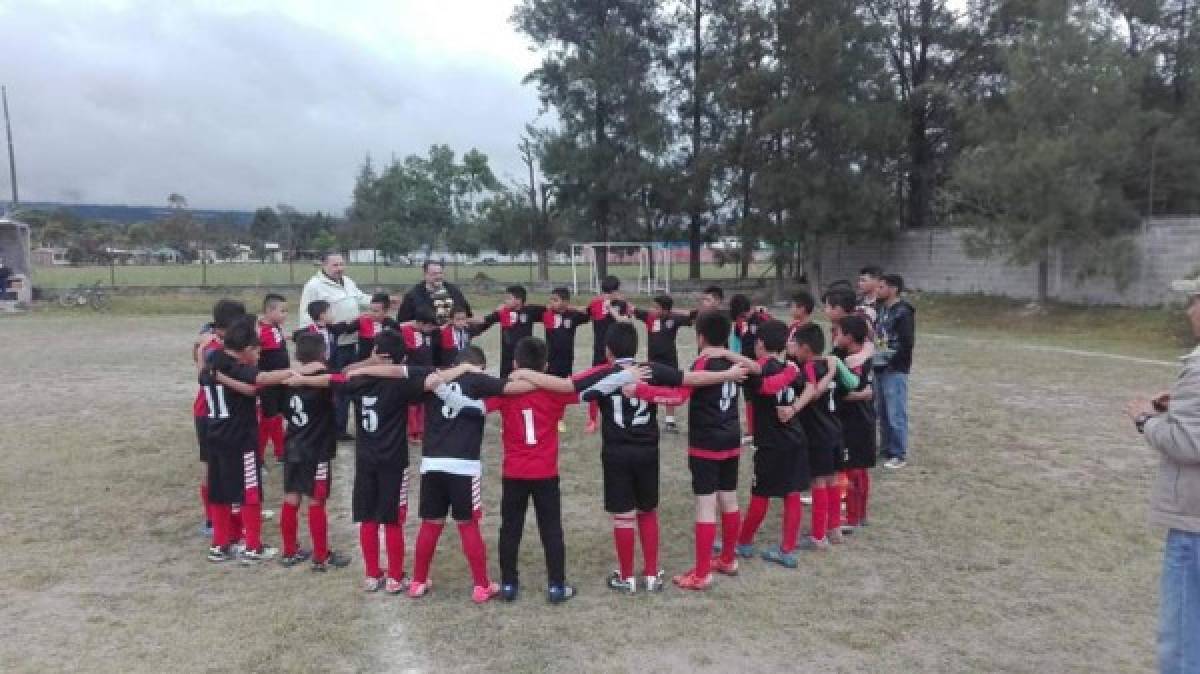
[{"left": 686, "top": 355, "right": 742, "bottom": 455}]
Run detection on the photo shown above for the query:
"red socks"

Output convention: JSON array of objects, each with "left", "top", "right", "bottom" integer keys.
[
  {"left": 694, "top": 522, "right": 717, "bottom": 576},
  {"left": 200, "top": 484, "right": 211, "bottom": 525},
  {"left": 744, "top": 402, "right": 755, "bottom": 435},
  {"left": 280, "top": 502, "right": 299, "bottom": 557},
  {"left": 309, "top": 502, "right": 328, "bottom": 563},
  {"left": 738, "top": 496, "right": 769, "bottom": 546},
  {"left": 412, "top": 520, "right": 444, "bottom": 584},
  {"left": 613, "top": 515, "right": 636, "bottom": 579},
  {"left": 211, "top": 504, "right": 232, "bottom": 547},
  {"left": 407, "top": 405, "right": 424, "bottom": 441},
  {"left": 719, "top": 510, "right": 741, "bottom": 563},
  {"left": 636, "top": 511, "right": 660, "bottom": 575},
  {"left": 588, "top": 399, "right": 599, "bottom": 424},
  {"left": 828, "top": 483, "right": 843, "bottom": 532},
  {"left": 242, "top": 502, "right": 263, "bottom": 551},
  {"left": 384, "top": 523, "right": 405, "bottom": 581},
  {"left": 810, "top": 486, "right": 828, "bottom": 542},
  {"left": 781, "top": 493, "right": 803, "bottom": 553},
  {"left": 458, "top": 520, "right": 491, "bottom": 587},
  {"left": 360, "top": 521, "right": 381, "bottom": 578},
  {"left": 230, "top": 505, "right": 243, "bottom": 543}
]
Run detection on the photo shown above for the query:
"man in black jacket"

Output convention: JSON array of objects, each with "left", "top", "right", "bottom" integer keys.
[
  {"left": 873, "top": 274, "right": 915, "bottom": 468},
  {"left": 396, "top": 261, "right": 472, "bottom": 326}
]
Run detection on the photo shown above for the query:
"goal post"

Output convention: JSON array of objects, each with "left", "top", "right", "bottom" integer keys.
[{"left": 570, "top": 242, "right": 672, "bottom": 297}]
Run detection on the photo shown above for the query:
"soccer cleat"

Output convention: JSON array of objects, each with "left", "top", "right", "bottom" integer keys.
[
  {"left": 311, "top": 550, "right": 351, "bottom": 572},
  {"left": 362, "top": 575, "right": 386, "bottom": 593},
  {"left": 884, "top": 458, "right": 907, "bottom": 469},
  {"left": 672, "top": 570, "right": 714, "bottom": 591},
  {"left": 501, "top": 582, "right": 519, "bottom": 602},
  {"left": 385, "top": 576, "right": 410, "bottom": 594},
  {"left": 585, "top": 419, "right": 598, "bottom": 434},
  {"left": 239, "top": 545, "right": 278, "bottom": 565},
  {"left": 606, "top": 571, "right": 636, "bottom": 595},
  {"left": 760, "top": 546, "right": 799, "bottom": 569},
  {"left": 472, "top": 582, "right": 501, "bottom": 604},
  {"left": 711, "top": 556, "right": 740, "bottom": 576},
  {"left": 207, "top": 545, "right": 232, "bottom": 563},
  {"left": 664, "top": 419, "right": 679, "bottom": 434},
  {"left": 643, "top": 570, "right": 666, "bottom": 593},
  {"left": 547, "top": 584, "right": 576, "bottom": 604},
  {"left": 734, "top": 543, "right": 757, "bottom": 559},
  {"left": 827, "top": 528, "right": 845, "bottom": 545},
  {"left": 278, "top": 549, "right": 312, "bottom": 567},
  {"left": 797, "top": 536, "right": 831, "bottom": 552},
  {"left": 407, "top": 580, "right": 431, "bottom": 599}
]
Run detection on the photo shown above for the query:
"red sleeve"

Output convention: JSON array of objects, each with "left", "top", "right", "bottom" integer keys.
[
  {"left": 760, "top": 363, "right": 800, "bottom": 395},
  {"left": 571, "top": 363, "right": 610, "bottom": 382},
  {"left": 543, "top": 309, "right": 555, "bottom": 328},
  {"left": 588, "top": 297, "right": 606, "bottom": 320},
  {"left": 632, "top": 382, "right": 691, "bottom": 405},
  {"left": 440, "top": 325, "right": 454, "bottom": 349},
  {"left": 400, "top": 325, "right": 417, "bottom": 350},
  {"left": 357, "top": 316, "right": 375, "bottom": 339},
  {"left": 484, "top": 396, "right": 504, "bottom": 414},
  {"left": 330, "top": 373, "right": 348, "bottom": 384},
  {"left": 553, "top": 389, "right": 581, "bottom": 406},
  {"left": 499, "top": 310, "right": 515, "bottom": 328}
]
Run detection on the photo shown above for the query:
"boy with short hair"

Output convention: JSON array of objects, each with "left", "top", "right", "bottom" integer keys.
[
  {"left": 542, "top": 287, "right": 590, "bottom": 378},
  {"left": 355, "top": 293, "right": 398, "bottom": 362},
  {"left": 857, "top": 265, "right": 884, "bottom": 320},
  {"left": 788, "top": 323, "right": 845, "bottom": 549},
  {"left": 298, "top": 300, "right": 356, "bottom": 362},
  {"left": 437, "top": 304, "right": 486, "bottom": 367},
  {"left": 632, "top": 294, "right": 692, "bottom": 432},
  {"left": 477, "top": 285, "right": 545, "bottom": 378},
  {"left": 832, "top": 315, "right": 876, "bottom": 530},
  {"left": 787, "top": 290, "right": 817, "bottom": 342},
  {"left": 585, "top": 275, "right": 631, "bottom": 433},
  {"left": 400, "top": 306, "right": 438, "bottom": 443},
  {"left": 194, "top": 299, "right": 247, "bottom": 535},
  {"left": 258, "top": 293, "right": 291, "bottom": 464}
]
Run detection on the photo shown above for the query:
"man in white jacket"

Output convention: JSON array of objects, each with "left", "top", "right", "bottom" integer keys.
[{"left": 299, "top": 253, "right": 371, "bottom": 439}]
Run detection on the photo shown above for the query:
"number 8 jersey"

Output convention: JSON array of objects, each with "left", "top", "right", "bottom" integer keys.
[{"left": 574, "top": 358, "right": 685, "bottom": 450}]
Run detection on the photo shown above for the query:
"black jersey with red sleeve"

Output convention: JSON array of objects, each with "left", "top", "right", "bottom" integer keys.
[
  {"left": 485, "top": 389, "right": 580, "bottom": 479},
  {"left": 832, "top": 351, "right": 876, "bottom": 462},
  {"left": 257, "top": 321, "right": 290, "bottom": 371},
  {"left": 734, "top": 309, "right": 771, "bottom": 359},
  {"left": 543, "top": 308, "right": 590, "bottom": 376},
  {"left": 634, "top": 309, "right": 692, "bottom": 367},
  {"left": 399, "top": 324, "right": 435, "bottom": 367},
  {"left": 797, "top": 358, "right": 842, "bottom": 451},
  {"left": 198, "top": 351, "right": 260, "bottom": 453},
  {"left": 356, "top": 315, "right": 398, "bottom": 361},
  {"left": 746, "top": 357, "right": 808, "bottom": 451},
  {"left": 484, "top": 305, "right": 545, "bottom": 376},
  {"left": 685, "top": 355, "right": 742, "bottom": 456},
  {"left": 574, "top": 359, "right": 684, "bottom": 450},
  {"left": 588, "top": 296, "right": 631, "bottom": 365},
  {"left": 421, "top": 372, "right": 509, "bottom": 474},
  {"left": 436, "top": 322, "right": 486, "bottom": 367},
  {"left": 284, "top": 371, "right": 337, "bottom": 463},
  {"left": 344, "top": 368, "right": 431, "bottom": 467},
  {"left": 193, "top": 336, "right": 224, "bottom": 418}
]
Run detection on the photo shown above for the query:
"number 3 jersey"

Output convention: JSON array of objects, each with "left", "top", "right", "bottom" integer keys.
[
  {"left": 420, "top": 372, "right": 509, "bottom": 476},
  {"left": 573, "top": 359, "right": 684, "bottom": 451},
  {"left": 283, "top": 369, "right": 338, "bottom": 464},
  {"left": 341, "top": 369, "right": 433, "bottom": 468},
  {"left": 197, "top": 350, "right": 259, "bottom": 453}
]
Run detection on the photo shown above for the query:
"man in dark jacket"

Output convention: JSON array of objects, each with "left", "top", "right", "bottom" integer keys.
[
  {"left": 873, "top": 274, "right": 915, "bottom": 468},
  {"left": 396, "top": 261, "right": 472, "bottom": 326}
]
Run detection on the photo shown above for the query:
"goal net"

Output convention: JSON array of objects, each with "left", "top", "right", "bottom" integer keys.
[{"left": 570, "top": 242, "right": 672, "bottom": 297}]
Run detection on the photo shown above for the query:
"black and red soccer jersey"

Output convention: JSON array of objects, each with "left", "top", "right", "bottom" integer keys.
[
  {"left": 284, "top": 372, "right": 337, "bottom": 463},
  {"left": 485, "top": 389, "right": 580, "bottom": 479},
  {"left": 193, "top": 336, "right": 224, "bottom": 419},
  {"left": 399, "top": 324, "right": 435, "bottom": 367},
  {"left": 734, "top": 309, "right": 771, "bottom": 359},
  {"left": 573, "top": 359, "right": 684, "bottom": 450},
  {"left": 342, "top": 369, "right": 431, "bottom": 467},
  {"left": 296, "top": 322, "right": 355, "bottom": 362},
  {"left": 257, "top": 321, "right": 291, "bottom": 371},
  {"left": 542, "top": 308, "right": 590, "bottom": 376},
  {"left": 685, "top": 355, "right": 742, "bottom": 456},
  {"left": 634, "top": 309, "right": 692, "bottom": 367},
  {"left": 436, "top": 322, "right": 486, "bottom": 367},
  {"left": 832, "top": 351, "right": 876, "bottom": 467},
  {"left": 746, "top": 357, "right": 807, "bottom": 451},
  {"left": 421, "top": 372, "right": 509, "bottom": 475},
  {"left": 484, "top": 305, "right": 545, "bottom": 376},
  {"left": 356, "top": 315, "right": 398, "bottom": 361},
  {"left": 796, "top": 358, "right": 842, "bottom": 451},
  {"left": 199, "top": 351, "right": 260, "bottom": 453},
  {"left": 588, "top": 296, "right": 631, "bottom": 365}
]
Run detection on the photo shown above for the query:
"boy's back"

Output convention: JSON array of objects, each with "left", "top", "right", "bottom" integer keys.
[
  {"left": 421, "top": 372, "right": 509, "bottom": 473},
  {"left": 343, "top": 373, "right": 429, "bottom": 466},
  {"left": 796, "top": 358, "right": 842, "bottom": 452},
  {"left": 487, "top": 389, "right": 580, "bottom": 479},
  {"left": 746, "top": 358, "right": 808, "bottom": 452},
  {"left": 575, "top": 361, "right": 684, "bottom": 450},
  {"left": 200, "top": 351, "right": 259, "bottom": 451},
  {"left": 686, "top": 355, "right": 741, "bottom": 453},
  {"left": 284, "top": 372, "right": 337, "bottom": 464}
]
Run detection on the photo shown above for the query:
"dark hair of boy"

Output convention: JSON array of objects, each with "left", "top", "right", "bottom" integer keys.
[
  {"left": 262, "top": 293, "right": 286, "bottom": 312},
  {"left": 371, "top": 292, "right": 391, "bottom": 309},
  {"left": 826, "top": 280, "right": 854, "bottom": 293},
  {"left": 457, "top": 344, "right": 487, "bottom": 367},
  {"left": 506, "top": 285, "right": 528, "bottom": 304},
  {"left": 213, "top": 299, "right": 247, "bottom": 330},
  {"left": 294, "top": 333, "right": 327, "bottom": 364},
  {"left": 703, "top": 285, "right": 724, "bottom": 301},
  {"left": 604, "top": 322, "right": 638, "bottom": 359},
  {"left": 757, "top": 319, "right": 789, "bottom": 353},
  {"left": 514, "top": 336, "right": 548, "bottom": 371},
  {"left": 860, "top": 265, "right": 884, "bottom": 279},
  {"left": 837, "top": 315, "right": 869, "bottom": 344},
  {"left": 413, "top": 306, "right": 436, "bottom": 325},
  {"left": 881, "top": 274, "right": 905, "bottom": 293},
  {"left": 451, "top": 303, "right": 469, "bottom": 317},
  {"left": 374, "top": 329, "right": 403, "bottom": 359},
  {"left": 307, "top": 300, "right": 330, "bottom": 324},
  {"left": 551, "top": 286, "right": 570, "bottom": 301},
  {"left": 653, "top": 294, "right": 673, "bottom": 312},
  {"left": 822, "top": 289, "right": 856, "bottom": 314},
  {"left": 792, "top": 322, "right": 826, "bottom": 354},
  {"left": 601, "top": 275, "right": 620, "bottom": 293},
  {"left": 729, "top": 293, "right": 751, "bottom": 319},
  {"left": 695, "top": 310, "right": 731, "bottom": 348},
  {"left": 224, "top": 315, "right": 262, "bottom": 351},
  {"left": 790, "top": 290, "right": 815, "bottom": 314}
]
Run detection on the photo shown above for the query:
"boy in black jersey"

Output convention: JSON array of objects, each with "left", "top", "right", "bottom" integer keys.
[
  {"left": 398, "top": 307, "right": 438, "bottom": 444},
  {"left": 632, "top": 294, "right": 692, "bottom": 433},
  {"left": 257, "top": 293, "right": 290, "bottom": 465},
  {"left": 573, "top": 323, "right": 747, "bottom": 594},
  {"left": 437, "top": 304, "right": 486, "bottom": 367},
  {"left": 194, "top": 299, "right": 246, "bottom": 536},
  {"left": 200, "top": 315, "right": 301, "bottom": 564},
  {"left": 355, "top": 293, "right": 398, "bottom": 362},
  {"left": 788, "top": 323, "right": 844, "bottom": 549},
  {"left": 832, "top": 315, "right": 876, "bottom": 531},
  {"left": 297, "top": 300, "right": 356, "bottom": 363},
  {"left": 277, "top": 333, "right": 351, "bottom": 571},
  {"left": 585, "top": 275, "right": 630, "bottom": 433},
  {"left": 543, "top": 287, "right": 590, "bottom": 378},
  {"left": 286, "top": 330, "right": 478, "bottom": 594},
  {"left": 475, "top": 285, "right": 544, "bottom": 378}
]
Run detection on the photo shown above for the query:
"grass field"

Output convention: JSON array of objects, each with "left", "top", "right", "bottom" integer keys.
[{"left": 0, "top": 293, "right": 1178, "bottom": 672}]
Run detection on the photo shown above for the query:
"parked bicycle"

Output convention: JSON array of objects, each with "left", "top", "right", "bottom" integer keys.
[{"left": 57, "top": 281, "right": 112, "bottom": 311}]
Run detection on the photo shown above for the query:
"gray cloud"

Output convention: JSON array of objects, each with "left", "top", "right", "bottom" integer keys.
[{"left": 0, "top": 1, "right": 542, "bottom": 212}]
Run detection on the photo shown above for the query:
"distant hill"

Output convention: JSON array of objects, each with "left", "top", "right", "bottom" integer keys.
[{"left": 8, "top": 201, "right": 255, "bottom": 227}]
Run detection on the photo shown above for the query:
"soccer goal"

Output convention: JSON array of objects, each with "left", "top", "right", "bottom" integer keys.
[{"left": 570, "top": 242, "right": 672, "bottom": 297}]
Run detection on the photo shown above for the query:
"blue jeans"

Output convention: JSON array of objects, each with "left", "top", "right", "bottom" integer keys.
[
  {"left": 1161, "top": 528, "right": 1200, "bottom": 674},
  {"left": 875, "top": 371, "right": 909, "bottom": 460},
  {"left": 332, "top": 344, "right": 357, "bottom": 434}
]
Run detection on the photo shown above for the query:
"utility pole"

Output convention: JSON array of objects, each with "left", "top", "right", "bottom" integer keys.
[{"left": 2, "top": 85, "right": 17, "bottom": 207}]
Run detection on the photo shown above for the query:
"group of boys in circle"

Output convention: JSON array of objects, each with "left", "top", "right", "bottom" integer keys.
[{"left": 191, "top": 267, "right": 908, "bottom": 604}]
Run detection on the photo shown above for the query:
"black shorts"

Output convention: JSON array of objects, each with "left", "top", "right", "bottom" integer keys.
[
  {"left": 751, "top": 445, "right": 808, "bottom": 498},
  {"left": 688, "top": 455, "right": 739, "bottom": 495},
  {"left": 843, "top": 423, "right": 878, "bottom": 469},
  {"left": 259, "top": 385, "right": 286, "bottom": 418},
  {"left": 351, "top": 458, "right": 410, "bottom": 524},
  {"left": 808, "top": 443, "right": 837, "bottom": 479},
  {"left": 418, "top": 471, "right": 481, "bottom": 522},
  {"left": 195, "top": 417, "right": 209, "bottom": 462},
  {"left": 601, "top": 446, "right": 659, "bottom": 513},
  {"left": 284, "top": 460, "right": 332, "bottom": 499},
  {"left": 207, "top": 448, "right": 261, "bottom": 505}
]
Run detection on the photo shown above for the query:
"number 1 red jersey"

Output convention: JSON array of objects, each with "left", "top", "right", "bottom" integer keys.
[{"left": 485, "top": 390, "right": 581, "bottom": 479}]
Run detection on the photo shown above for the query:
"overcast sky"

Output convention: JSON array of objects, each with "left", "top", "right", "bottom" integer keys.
[{"left": 0, "top": 0, "right": 543, "bottom": 212}]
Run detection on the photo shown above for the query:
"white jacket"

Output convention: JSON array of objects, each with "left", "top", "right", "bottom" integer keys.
[
  {"left": 298, "top": 271, "right": 370, "bottom": 346},
  {"left": 1144, "top": 345, "right": 1200, "bottom": 533}
]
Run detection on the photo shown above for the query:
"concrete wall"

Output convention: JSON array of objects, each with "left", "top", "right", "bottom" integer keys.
[{"left": 815, "top": 217, "right": 1200, "bottom": 306}]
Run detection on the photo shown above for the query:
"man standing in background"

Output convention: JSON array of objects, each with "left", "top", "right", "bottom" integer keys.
[
  {"left": 299, "top": 252, "right": 371, "bottom": 440},
  {"left": 397, "top": 260, "right": 472, "bottom": 326},
  {"left": 874, "top": 274, "right": 915, "bottom": 468}
]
